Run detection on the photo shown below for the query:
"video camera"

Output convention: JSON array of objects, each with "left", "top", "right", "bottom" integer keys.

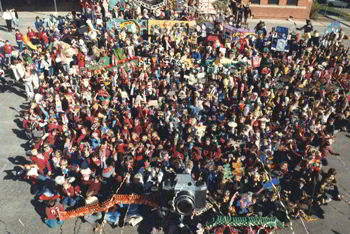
[{"left": 162, "top": 174, "right": 207, "bottom": 216}]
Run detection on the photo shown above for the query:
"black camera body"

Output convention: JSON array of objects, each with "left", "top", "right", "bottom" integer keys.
[{"left": 162, "top": 174, "right": 207, "bottom": 216}]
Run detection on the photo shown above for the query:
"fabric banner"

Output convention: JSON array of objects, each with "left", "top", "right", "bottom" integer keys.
[
  {"left": 148, "top": 20, "right": 196, "bottom": 34},
  {"left": 132, "top": 0, "right": 167, "bottom": 9},
  {"left": 86, "top": 57, "right": 140, "bottom": 71},
  {"left": 224, "top": 24, "right": 255, "bottom": 39},
  {"left": 224, "top": 24, "right": 254, "bottom": 34},
  {"left": 106, "top": 19, "right": 148, "bottom": 36}
]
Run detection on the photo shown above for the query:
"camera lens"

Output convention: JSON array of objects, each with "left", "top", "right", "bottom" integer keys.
[{"left": 174, "top": 191, "right": 195, "bottom": 216}]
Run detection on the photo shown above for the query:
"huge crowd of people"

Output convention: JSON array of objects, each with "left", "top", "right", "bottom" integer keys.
[{"left": 1, "top": 0, "right": 350, "bottom": 233}]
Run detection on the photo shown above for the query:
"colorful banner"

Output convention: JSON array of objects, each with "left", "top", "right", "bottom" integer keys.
[
  {"left": 223, "top": 24, "right": 255, "bottom": 39},
  {"left": 106, "top": 19, "right": 148, "bottom": 35},
  {"left": 86, "top": 57, "right": 140, "bottom": 71},
  {"left": 148, "top": 20, "right": 196, "bottom": 34},
  {"left": 224, "top": 24, "right": 255, "bottom": 34},
  {"left": 132, "top": 0, "right": 167, "bottom": 9}
]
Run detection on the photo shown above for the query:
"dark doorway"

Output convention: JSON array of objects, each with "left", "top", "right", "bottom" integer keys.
[
  {"left": 287, "top": 0, "right": 298, "bottom": 5},
  {"left": 268, "top": 0, "right": 279, "bottom": 4}
]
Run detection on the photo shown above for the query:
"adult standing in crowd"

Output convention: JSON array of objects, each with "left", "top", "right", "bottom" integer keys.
[
  {"left": 2, "top": 9, "right": 13, "bottom": 32},
  {"left": 15, "top": 29, "right": 24, "bottom": 52},
  {"left": 10, "top": 9, "right": 19, "bottom": 29},
  {"left": 3, "top": 40, "right": 13, "bottom": 66}
]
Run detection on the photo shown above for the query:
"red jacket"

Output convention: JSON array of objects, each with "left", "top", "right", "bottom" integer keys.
[
  {"left": 76, "top": 52, "right": 85, "bottom": 68},
  {"left": 62, "top": 185, "right": 81, "bottom": 198},
  {"left": 27, "top": 31, "right": 36, "bottom": 40},
  {"left": 39, "top": 31, "right": 49, "bottom": 44},
  {"left": 45, "top": 203, "right": 64, "bottom": 220},
  {"left": 31, "top": 154, "right": 52, "bottom": 174},
  {"left": 3, "top": 44, "right": 12, "bottom": 55},
  {"left": 87, "top": 180, "right": 101, "bottom": 195}
]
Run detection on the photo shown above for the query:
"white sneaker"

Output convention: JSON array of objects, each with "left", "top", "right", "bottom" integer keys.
[
  {"left": 128, "top": 216, "right": 143, "bottom": 226},
  {"left": 325, "top": 197, "right": 332, "bottom": 203}
]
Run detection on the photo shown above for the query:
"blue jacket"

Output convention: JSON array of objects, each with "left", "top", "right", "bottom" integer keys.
[{"left": 89, "top": 138, "right": 101, "bottom": 150}]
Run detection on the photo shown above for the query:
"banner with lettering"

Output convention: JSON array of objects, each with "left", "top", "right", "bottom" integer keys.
[{"left": 148, "top": 20, "right": 196, "bottom": 34}]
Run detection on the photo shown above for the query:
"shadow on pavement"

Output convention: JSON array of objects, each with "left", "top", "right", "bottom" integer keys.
[
  {"left": 331, "top": 230, "right": 342, "bottom": 234},
  {"left": 137, "top": 208, "right": 162, "bottom": 234},
  {"left": 0, "top": 25, "right": 11, "bottom": 32},
  {"left": 30, "top": 199, "right": 46, "bottom": 222},
  {"left": 0, "top": 72, "right": 27, "bottom": 99},
  {"left": 310, "top": 205, "right": 325, "bottom": 219},
  {"left": 3, "top": 169, "right": 20, "bottom": 181},
  {"left": 1, "top": 85, "right": 27, "bottom": 99},
  {"left": 11, "top": 128, "right": 28, "bottom": 140},
  {"left": 8, "top": 155, "right": 30, "bottom": 165},
  {"left": 20, "top": 141, "right": 32, "bottom": 151},
  {"left": 4, "top": 156, "right": 31, "bottom": 182},
  {"left": 13, "top": 118, "right": 23, "bottom": 129}
]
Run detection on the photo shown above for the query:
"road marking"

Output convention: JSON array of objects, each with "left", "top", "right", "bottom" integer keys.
[{"left": 18, "top": 219, "right": 25, "bottom": 227}]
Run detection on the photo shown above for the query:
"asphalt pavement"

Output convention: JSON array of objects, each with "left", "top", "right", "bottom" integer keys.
[{"left": 0, "top": 12, "right": 350, "bottom": 234}]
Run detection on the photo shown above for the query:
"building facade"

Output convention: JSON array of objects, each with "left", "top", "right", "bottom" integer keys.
[{"left": 244, "top": 0, "right": 313, "bottom": 19}]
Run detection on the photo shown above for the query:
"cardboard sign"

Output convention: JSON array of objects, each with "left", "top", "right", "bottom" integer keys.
[
  {"left": 252, "top": 56, "right": 261, "bottom": 68},
  {"left": 197, "top": 72, "right": 206, "bottom": 79},
  {"left": 276, "top": 39, "right": 287, "bottom": 52},
  {"left": 148, "top": 100, "right": 158, "bottom": 107},
  {"left": 184, "top": 74, "right": 197, "bottom": 85},
  {"left": 219, "top": 47, "right": 226, "bottom": 55},
  {"left": 276, "top": 26, "right": 288, "bottom": 39}
]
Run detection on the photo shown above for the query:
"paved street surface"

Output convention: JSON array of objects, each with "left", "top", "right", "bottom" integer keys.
[{"left": 0, "top": 12, "right": 350, "bottom": 234}]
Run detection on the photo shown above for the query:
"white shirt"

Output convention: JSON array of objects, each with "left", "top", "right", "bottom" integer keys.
[
  {"left": 2, "top": 11, "right": 12, "bottom": 20},
  {"left": 40, "top": 59, "right": 50, "bottom": 70},
  {"left": 23, "top": 72, "right": 33, "bottom": 83},
  {"left": 12, "top": 63, "right": 25, "bottom": 81},
  {"left": 89, "top": 30, "right": 97, "bottom": 40},
  {"left": 10, "top": 11, "right": 16, "bottom": 20}
]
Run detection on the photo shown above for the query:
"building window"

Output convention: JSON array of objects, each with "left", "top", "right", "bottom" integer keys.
[
  {"left": 287, "top": 0, "right": 298, "bottom": 5},
  {"left": 251, "top": 0, "right": 260, "bottom": 4},
  {"left": 268, "top": 0, "right": 279, "bottom": 4}
]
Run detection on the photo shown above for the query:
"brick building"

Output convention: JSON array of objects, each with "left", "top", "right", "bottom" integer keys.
[{"left": 244, "top": 0, "right": 313, "bottom": 19}]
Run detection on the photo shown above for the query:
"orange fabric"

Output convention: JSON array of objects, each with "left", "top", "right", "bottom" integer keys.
[{"left": 3, "top": 44, "right": 12, "bottom": 54}]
